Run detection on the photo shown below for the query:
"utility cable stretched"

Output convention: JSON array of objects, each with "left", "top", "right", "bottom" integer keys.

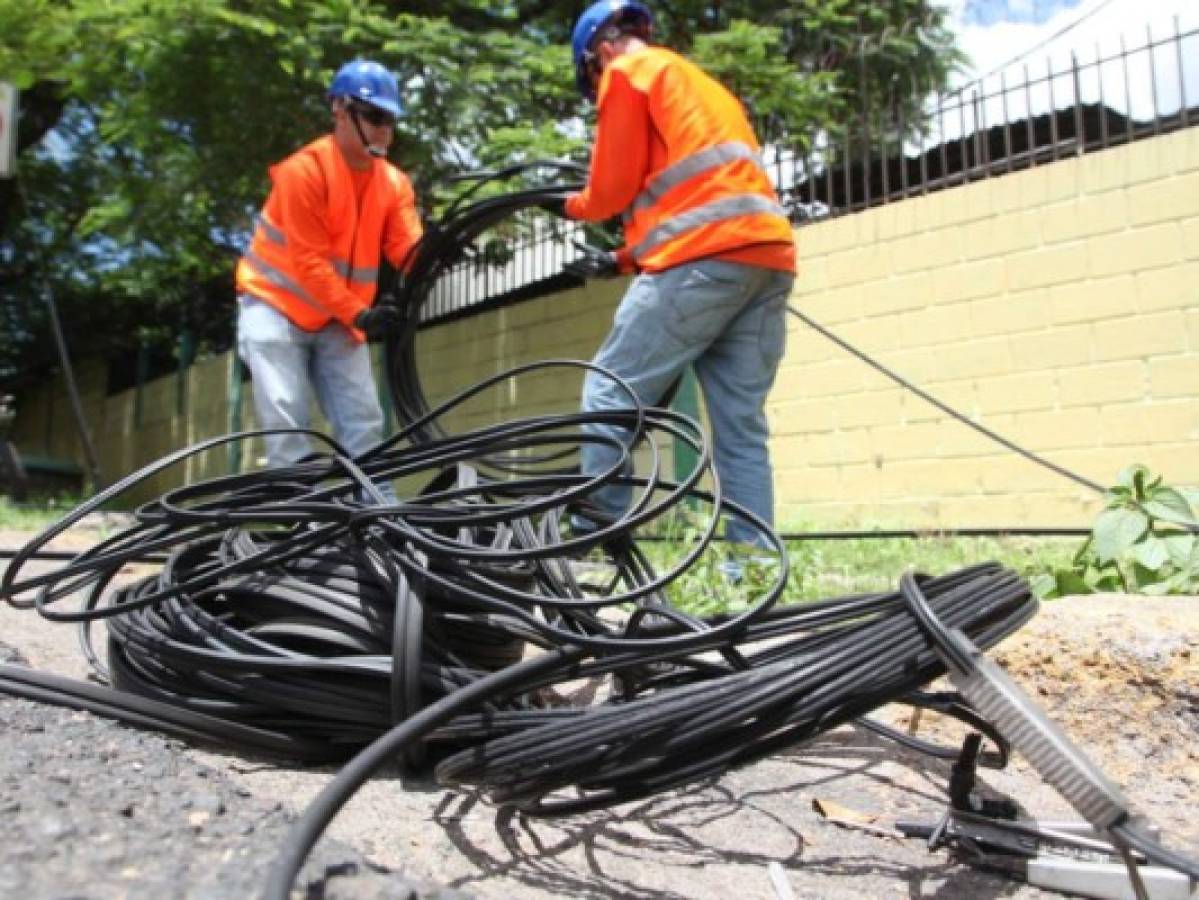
[{"left": 785, "top": 303, "right": 1105, "bottom": 495}]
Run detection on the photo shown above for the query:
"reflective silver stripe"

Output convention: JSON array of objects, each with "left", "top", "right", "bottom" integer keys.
[
  {"left": 243, "top": 251, "right": 327, "bottom": 314},
  {"left": 331, "top": 259, "right": 378, "bottom": 284},
  {"left": 255, "top": 213, "right": 287, "bottom": 246},
  {"left": 630, "top": 194, "right": 787, "bottom": 262},
  {"left": 256, "top": 214, "right": 376, "bottom": 284},
  {"left": 627, "top": 141, "right": 763, "bottom": 219}
]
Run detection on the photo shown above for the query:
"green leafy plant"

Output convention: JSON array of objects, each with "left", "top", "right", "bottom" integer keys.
[{"left": 1032, "top": 465, "right": 1199, "bottom": 599}]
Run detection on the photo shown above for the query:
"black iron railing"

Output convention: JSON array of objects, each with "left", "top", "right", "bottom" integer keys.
[
  {"left": 421, "top": 22, "right": 1198, "bottom": 325},
  {"left": 771, "top": 20, "right": 1197, "bottom": 222}
]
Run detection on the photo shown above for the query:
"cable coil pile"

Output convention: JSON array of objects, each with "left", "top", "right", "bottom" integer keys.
[{"left": 1, "top": 363, "right": 1029, "bottom": 779}]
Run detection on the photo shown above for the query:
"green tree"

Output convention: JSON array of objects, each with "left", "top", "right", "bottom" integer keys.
[{"left": 0, "top": 0, "right": 961, "bottom": 388}]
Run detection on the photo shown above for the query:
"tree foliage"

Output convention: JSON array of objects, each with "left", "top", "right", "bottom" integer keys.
[{"left": 0, "top": 0, "right": 962, "bottom": 387}]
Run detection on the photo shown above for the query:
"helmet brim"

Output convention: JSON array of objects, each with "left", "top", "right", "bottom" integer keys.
[
  {"left": 330, "top": 93, "right": 403, "bottom": 119},
  {"left": 361, "top": 97, "right": 402, "bottom": 118}
]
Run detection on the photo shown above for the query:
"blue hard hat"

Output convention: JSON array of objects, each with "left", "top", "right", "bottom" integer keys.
[
  {"left": 571, "top": 0, "right": 653, "bottom": 100},
  {"left": 328, "top": 60, "right": 403, "bottom": 118}
]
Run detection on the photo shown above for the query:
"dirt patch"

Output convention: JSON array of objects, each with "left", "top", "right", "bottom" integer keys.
[{"left": 992, "top": 596, "right": 1198, "bottom": 785}]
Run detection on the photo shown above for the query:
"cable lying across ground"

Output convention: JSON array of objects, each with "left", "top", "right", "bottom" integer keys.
[{"left": 2, "top": 172, "right": 1195, "bottom": 897}]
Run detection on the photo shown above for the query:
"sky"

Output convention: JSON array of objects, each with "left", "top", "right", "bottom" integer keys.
[
  {"left": 923, "top": 0, "right": 1199, "bottom": 140},
  {"left": 944, "top": 0, "right": 1198, "bottom": 90}
]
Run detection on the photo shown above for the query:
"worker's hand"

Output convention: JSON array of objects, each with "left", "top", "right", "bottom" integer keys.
[
  {"left": 354, "top": 304, "right": 401, "bottom": 342},
  {"left": 563, "top": 243, "right": 620, "bottom": 279}
]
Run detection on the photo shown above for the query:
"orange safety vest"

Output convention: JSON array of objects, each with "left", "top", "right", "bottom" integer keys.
[
  {"left": 606, "top": 47, "right": 793, "bottom": 272},
  {"left": 236, "top": 135, "right": 414, "bottom": 334}
]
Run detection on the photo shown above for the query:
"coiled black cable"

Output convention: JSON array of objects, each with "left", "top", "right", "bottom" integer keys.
[
  {"left": 0, "top": 355, "right": 1038, "bottom": 895},
  {"left": 382, "top": 161, "right": 586, "bottom": 441}
]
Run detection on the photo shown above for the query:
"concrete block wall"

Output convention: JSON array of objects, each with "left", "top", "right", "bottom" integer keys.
[
  {"left": 10, "top": 128, "right": 1198, "bottom": 525},
  {"left": 774, "top": 127, "right": 1199, "bottom": 527},
  {"left": 10, "top": 355, "right": 247, "bottom": 506},
  {"left": 413, "top": 279, "right": 625, "bottom": 436}
]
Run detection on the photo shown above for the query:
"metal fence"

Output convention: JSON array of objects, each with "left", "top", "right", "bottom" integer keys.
[
  {"left": 768, "top": 19, "right": 1197, "bottom": 222},
  {"left": 422, "top": 220, "right": 589, "bottom": 323},
  {"left": 422, "top": 21, "right": 1198, "bottom": 326}
]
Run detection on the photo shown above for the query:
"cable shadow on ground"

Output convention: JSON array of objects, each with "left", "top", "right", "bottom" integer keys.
[
  {"left": 434, "top": 782, "right": 804, "bottom": 900},
  {"left": 426, "top": 718, "right": 1031, "bottom": 900}
]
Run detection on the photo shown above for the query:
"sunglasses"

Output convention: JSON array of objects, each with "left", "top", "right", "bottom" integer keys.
[{"left": 349, "top": 103, "right": 396, "bottom": 128}]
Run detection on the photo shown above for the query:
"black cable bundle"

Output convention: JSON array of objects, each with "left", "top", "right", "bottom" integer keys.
[
  {"left": 383, "top": 160, "right": 587, "bottom": 440},
  {"left": 0, "top": 356, "right": 792, "bottom": 762},
  {"left": 0, "top": 353, "right": 1041, "bottom": 894},
  {"left": 433, "top": 564, "right": 1033, "bottom": 814}
]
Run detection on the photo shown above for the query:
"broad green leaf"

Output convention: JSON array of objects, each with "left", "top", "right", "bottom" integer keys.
[
  {"left": 1132, "top": 536, "right": 1170, "bottom": 571},
  {"left": 1163, "top": 534, "right": 1195, "bottom": 566},
  {"left": 1106, "top": 486, "right": 1133, "bottom": 503},
  {"left": 1055, "top": 571, "right": 1094, "bottom": 596},
  {"left": 1029, "top": 573, "right": 1060, "bottom": 600},
  {"left": 1168, "top": 569, "right": 1199, "bottom": 592},
  {"left": 1091, "top": 507, "right": 1149, "bottom": 563},
  {"left": 1142, "top": 487, "right": 1198, "bottom": 526},
  {"left": 1130, "top": 562, "right": 1161, "bottom": 590}
]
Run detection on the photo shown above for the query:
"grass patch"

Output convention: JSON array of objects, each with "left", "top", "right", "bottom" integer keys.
[
  {"left": 783, "top": 532, "right": 1077, "bottom": 599},
  {"left": 0, "top": 496, "right": 79, "bottom": 531},
  {"left": 635, "top": 517, "right": 1080, "bottom": 619},
  {"left": 1, "top": 497, "right": 1082, "bottom": 618}
]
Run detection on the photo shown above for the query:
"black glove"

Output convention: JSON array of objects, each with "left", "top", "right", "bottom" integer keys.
[
  {"left": 563, "top": 243, "right": 620, "bottom": 279},
  {"left": 354, "top": 304, "right": 400, "bottom": 342},
  {"left": 537, "top": 196, "right": 569, "bottom": 218}
]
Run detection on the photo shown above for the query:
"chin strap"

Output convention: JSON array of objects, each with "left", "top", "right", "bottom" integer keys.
[{"left": 349, "top": 109, "right": 386, "bottom": 159}]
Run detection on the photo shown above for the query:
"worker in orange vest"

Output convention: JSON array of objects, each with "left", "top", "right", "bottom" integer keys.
[
  {"left": 235, "top": 60, "right": 423, "bottom": 493},
  {"left": 557, "top": 1, "right": 797, "bottom": 548}
]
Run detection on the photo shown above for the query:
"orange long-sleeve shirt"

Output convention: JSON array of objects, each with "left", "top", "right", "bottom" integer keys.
[
  {"left": 268, "top": 150, "right": 423, "bottom": 326},
  {"left": 566, "top": 48, "right": 795, "bottom": 275}
]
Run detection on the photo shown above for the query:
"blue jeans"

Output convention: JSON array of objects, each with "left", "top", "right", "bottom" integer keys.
[
  {"left": 580, "top": 259, "right": 794, "bottom": 545},
  {"left": 236, "top": 296, "right": 393, "bottom": 499}
]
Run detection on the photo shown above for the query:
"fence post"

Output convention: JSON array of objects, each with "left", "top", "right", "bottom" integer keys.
[
  {"left": 1071, "top": 52, "right": 1085, "bottom": 155},
  {"left": 671, "top": 368, "right": 701, "bottom": 510},
  {"left": 227, "top": 351, "right": 244, "bottom": 475},
  {"left": 176, "top": 328, "right": 195, "bottom": 416},
  {"left": 376, "top": 345, "right": 395, "bottom": 438}
]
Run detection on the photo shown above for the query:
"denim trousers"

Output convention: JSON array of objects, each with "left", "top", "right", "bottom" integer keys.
[
  {"left": 580, "top": 259, "right": 794, "bottom": 545},
  {"left": 236, "top": 296, "right": 393, "bottom": 499}
]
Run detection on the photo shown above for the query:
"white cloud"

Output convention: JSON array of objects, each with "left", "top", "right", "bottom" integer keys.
[
  {"left": 949, "top": 0, "right": 1197, "bottom": 87},
  {"left": 927, "top": 0, "right": 1199, "bottom": 141}
]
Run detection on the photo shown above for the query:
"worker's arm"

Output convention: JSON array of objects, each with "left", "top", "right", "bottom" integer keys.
[
  {"left": 276, "top": 159, "right": 366, "bottom": 327},
  {"left": 382, "top": 171, "right": 424, "bottom": 273},
  {"left": 565, "top": 69, "right": 650, "bottom": 224}
]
